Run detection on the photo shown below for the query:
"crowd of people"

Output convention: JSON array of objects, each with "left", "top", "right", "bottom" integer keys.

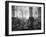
[{"left": 12, "top": 16, "right": 41, "bottom": 31}]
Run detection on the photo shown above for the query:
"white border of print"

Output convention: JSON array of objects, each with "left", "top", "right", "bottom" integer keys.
[{"left": 9, "top": 3, "right": 44, "bottom": 35}]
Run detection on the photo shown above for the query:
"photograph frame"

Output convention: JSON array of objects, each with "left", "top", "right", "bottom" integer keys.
[{"left": 5, "top": 1, "right": 45, "bottom": 36}]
